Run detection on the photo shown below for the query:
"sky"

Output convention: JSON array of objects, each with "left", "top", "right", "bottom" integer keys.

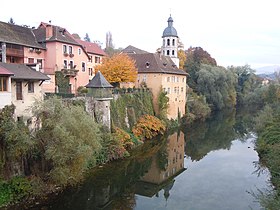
[{"left": 1, "top": 0, "right": 280, "bottom": 72}]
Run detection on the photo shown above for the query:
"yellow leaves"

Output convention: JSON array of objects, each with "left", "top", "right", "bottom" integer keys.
[
  {"left": 132, "top": 115, "right": 166, "bottom": 140},
  {"left": 95, "top": 54, "right": 137, "bottom": 84},
  {"left": 178, "top": 49, "right": 186, "bottom": 70},
  {"left": 114, "top": 127, "right": 134, "bottom": 150}
]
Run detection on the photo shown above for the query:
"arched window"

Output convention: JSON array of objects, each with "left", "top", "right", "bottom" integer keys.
[
  {"left": 163, "top": 39, "right": 165, "bottom": 46},
  {"left": 167, "top": 39, "right": 170, "bottom": 46},
  {"left": 172, "top": 39, "right": 175, "bottom": 46},
  {"left": 172, "top": 50, "right": 175, "bottom": 55},
  {"left": 167, "top": 50, "right": 170, "bottom": 55}
]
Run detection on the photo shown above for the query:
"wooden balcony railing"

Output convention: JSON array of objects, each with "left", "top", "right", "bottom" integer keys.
[{"left": 6, "top": 48, "right": 24, "bottom": 57}]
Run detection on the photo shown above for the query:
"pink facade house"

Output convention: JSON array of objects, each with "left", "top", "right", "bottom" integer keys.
[
  {"left": 0, "top": 20, "right": 106, "bottom": 96},
  {"left": 75, "top": 39, "right": 106, "bottom": 80},
  {"left": 34, "top": 23, "right": 106, "bottom": 94}
]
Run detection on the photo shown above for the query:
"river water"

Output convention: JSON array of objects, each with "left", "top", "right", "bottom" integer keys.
[{"left": 44, "top": 110, "right": 272, "bottom": 210}]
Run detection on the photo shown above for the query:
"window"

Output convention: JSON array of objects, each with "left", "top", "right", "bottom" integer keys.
[
  {"left": 95, "top": 56, "right": 100, "bottom": 63},
  {"left": 82, "top": 62, "right": 86, "bottom": 72},
  {"left": 89, "top": 68, "right": 93, "bottom": 76},
  {"left": 167, "top": 39, "right": 170, "bottom": 46},
  {"left": 63, "top": 45, "right": 67, "bottom": 53},
  {"left": 69, "top": 46, "right": 73, "bottom": 54},
  {"left": 172, "top": 39, "right": 175, "bottom": 46},
  {"left": 167, "top": 50, "right": 170, "bottom": 55},
  {"left": 163, "top": 39, "right": 165, "bottom": 46},
  {"left": 89, "top": 56, "right": 93, "bottom": 63},
  {"left": 177, "top": 77, "right": 179, "bottom": 82},
  {"left": 78, "top": 48, "right": 81, "bottom": 55},
  {"left": 16, "top": 81, "right": 22, "bottom": 100},
  {"left": 69, "top": 61, "right": 74, "bottom": 69},
  {"left": 143, "top": 74, "right": 147, "bottom": 82},
  {"left": 28, "top": 58, "right": 34, "bottom": 63},
  {"left": 172, "top": 50, "right": 175, "bottom": 56},
  {"left": 10, "top": 57, "right": 15, "bottom": 63},
  {"left": 183, "top": 78, "right": 185, "bottom": 83},
  {"left": 167, "top": 87, "right": 170, "bottom": 94},
  {"left": 63, "top": 60, "right": 67, "bottom": 68},
  {"left": 181, "top": 87, "right": 184, "bottom": 93},
  {"left": 28, "top": 81, "right": 34, "bottom": 93},
  {"left": 37, "top": 59, "right": 43, "bottom": 69},
  {"left": 167, "top": 77, "right": 170, "bottom": 82},
  {"left": 0, "top": 77, "right": 8, "bottom": 91}
]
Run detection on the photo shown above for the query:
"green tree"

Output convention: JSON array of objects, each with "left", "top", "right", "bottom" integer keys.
[
  {"left": 33, "top": 97, "right": 102, "bottom": 186},
  {"left": 8, "top": 18, "right": 15, "bottom": 25},
  {"left": 184, "top": 47, "right": 217, "bottom": 91},
  {"left": 84, "top": 33, "right": 91, "bottom": 42},
  {"left": 196, "top": 64, "right": 236, "bottom": 110},
  {"left": 228, "top": 65, "right": 261, "bottom": 105}
]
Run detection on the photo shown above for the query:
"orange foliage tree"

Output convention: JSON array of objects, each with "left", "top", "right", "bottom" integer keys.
[
  {"left": 132, "top": 115, "right": 166, "bottom": 140},
  {"left": 95, "top": 54, "right": 137, "bottom": 86},
  {"left": 178, "top": 49, "right": 186, "bottom": 70}
]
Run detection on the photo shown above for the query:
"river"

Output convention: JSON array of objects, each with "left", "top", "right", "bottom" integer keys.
[{"left": 41, "top": 110, "right": 272, "bottom": 210}]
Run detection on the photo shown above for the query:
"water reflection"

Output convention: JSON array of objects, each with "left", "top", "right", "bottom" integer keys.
[
  {"left": 45, "top": 131, "right": 184, "bottom": 210},
  {"left": 135, "top": 131, "right": 185, "bottom": 198},
  {"left": 41, "top": 109, "right": 271, "bottom": 210},
  {"left": 183, "top": 110, "right": 237, "bottom": 161}
]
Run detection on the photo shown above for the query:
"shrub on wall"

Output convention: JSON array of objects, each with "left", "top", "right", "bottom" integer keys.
[
  {"left": 132, "top": 115, "right": 166, "bottom": 140},
  {"left": 110, "top": 91, "right": 154, "bottom": 130}
]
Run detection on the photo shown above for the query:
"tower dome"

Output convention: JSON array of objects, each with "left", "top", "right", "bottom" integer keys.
[{"left": 162, "top": 16, "right": 178, "bottom": 38}]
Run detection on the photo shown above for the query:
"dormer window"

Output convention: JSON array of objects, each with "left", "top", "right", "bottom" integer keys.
[
  {"left": 146, "top": 62, "right": 150, "bottom": 68},
  {"left": 163, "top": 62, "right": 167, "bottom": 67},
  {"left": 59, "top": 28, "right": 66, "bottom": 36}
]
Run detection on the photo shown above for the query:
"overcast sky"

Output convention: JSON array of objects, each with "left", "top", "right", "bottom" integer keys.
[{"left": 1, "top": 0, "right": 279, "bottom": 71}]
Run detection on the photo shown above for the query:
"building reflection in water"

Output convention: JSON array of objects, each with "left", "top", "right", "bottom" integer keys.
[{"left": 135, "top": 131, "right": 186, "bottom": 198}]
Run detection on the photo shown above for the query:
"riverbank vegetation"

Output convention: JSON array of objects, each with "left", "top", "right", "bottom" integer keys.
[
  {"left": 0, "top": 93, "right": 165, "bottom": 208},
  {"left": 254, "top": 103, "right": 280, "bottom": 208}
]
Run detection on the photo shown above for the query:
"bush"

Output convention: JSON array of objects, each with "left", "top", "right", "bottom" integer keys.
[{"left": 132, "top": 115, "right": 166, "bottom": 140}]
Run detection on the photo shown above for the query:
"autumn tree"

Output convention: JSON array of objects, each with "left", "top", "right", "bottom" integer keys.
[
  {"left": 132, "top": 115, "right": 166, "bottom": 140},
  {"left": 178, "top": 49, "right": 186, "bottom": 70},
  {"left": 95, "top": 54, "right": 137, "bottom": 87}
]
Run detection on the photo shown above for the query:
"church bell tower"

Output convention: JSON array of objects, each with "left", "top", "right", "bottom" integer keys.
[{"left": 161, "top": 15, "right": 179, "bottom": 68}]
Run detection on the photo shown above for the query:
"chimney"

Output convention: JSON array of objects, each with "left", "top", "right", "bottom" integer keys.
[
  {"left": 46, "top": 24, "right": 53, "bottom": 39},
  {"left": 1, "top": 42, "right": 6, "bottom": 63}
]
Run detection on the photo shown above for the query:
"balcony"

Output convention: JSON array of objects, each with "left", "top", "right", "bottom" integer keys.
[
  {"left": 61, "top": 68, "right": 79, "bottom": 77},
  {"left": 6, "top": 48, "right": 24, "bottom": 57}
]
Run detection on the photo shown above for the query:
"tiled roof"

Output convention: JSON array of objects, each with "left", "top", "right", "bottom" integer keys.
[
  {"left": 128, "top": 53, "right": 187, "bottom": 76},
  {"left": 85, "top": 71, "right": 113, "bottom": 88},
  {"left": 0, "top": 63, "right": 50, "bottom": 80},
  {"left": 122, "top": 45, "right": 149, "bottom": 54},
  {"left": 0, "top": 65, "right": 14, "bottom": 76},
  {"left": 75, "top": 39, "right": 106, "bottom": 56},
  {"left": 0, "top": 21, "right": 44, "bottom": 49},
  {"left": 36, "top": 22, "right": 80, "bottom": 46}
]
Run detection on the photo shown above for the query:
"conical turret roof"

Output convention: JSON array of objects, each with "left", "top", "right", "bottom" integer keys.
[{"left": 85, "top": 71, "right": 113, "bottom": 88}]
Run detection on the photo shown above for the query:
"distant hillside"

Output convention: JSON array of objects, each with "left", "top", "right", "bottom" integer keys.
[
  {"left": 256, "top": 65, "right": 280, "bottom": 74},
  {"left": 257, "top": 72, "right": 276, "bottom": 80}
]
